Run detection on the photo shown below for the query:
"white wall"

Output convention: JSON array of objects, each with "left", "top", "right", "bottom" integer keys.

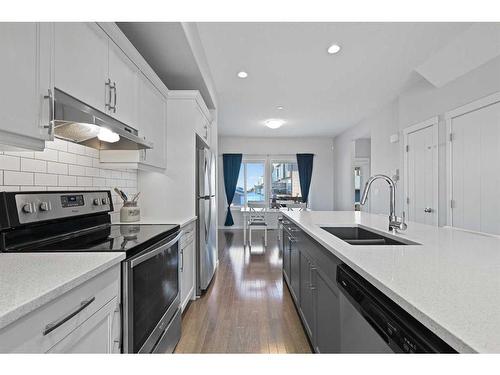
[
  {"left": 333, "top": 55, "right": 500, "bottom": 225},
  {"left": 0, "top": 139, "right": 137, "bottom": 222},
  {"left": 218, "top": 136, "right": 334, "bottom": 228}
]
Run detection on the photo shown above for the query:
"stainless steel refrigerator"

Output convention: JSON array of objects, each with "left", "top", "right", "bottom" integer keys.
[{"left": 196, "top": 137, "right": 217, "bottom": 295}]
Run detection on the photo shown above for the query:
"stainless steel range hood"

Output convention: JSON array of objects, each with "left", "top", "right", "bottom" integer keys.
[{"left": 53, "top": 89, "right": 153, "bottom": 150}]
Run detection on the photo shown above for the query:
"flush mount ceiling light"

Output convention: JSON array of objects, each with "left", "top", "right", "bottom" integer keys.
[
  {"left": 276, "top": 106, "right": 284, "bottom": 110},
  {"left": 97, "top": 127, "right": 120, "bottom": 143},
  {"left": 237, "top": 71, "right": 248, "bottom": 78},
  {"left": 265, "top": 119, "right": 285, "bottom": 129},
  {"left": 327, "top": 44, "right": 341, "bottom": 54}
]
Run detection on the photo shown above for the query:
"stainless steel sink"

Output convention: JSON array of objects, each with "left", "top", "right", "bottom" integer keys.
[{"left": 320, "top": 226, "right": 420, "bottom": 246}]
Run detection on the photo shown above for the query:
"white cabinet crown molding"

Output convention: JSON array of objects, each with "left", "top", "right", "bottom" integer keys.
[{"left": 167, "top": 90, "right": 212, "bottom": 122}]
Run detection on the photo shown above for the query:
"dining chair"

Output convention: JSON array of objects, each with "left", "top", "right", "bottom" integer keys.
[
  {"left": 247, "top": 202, "right": 268, "bottom": 247},
  {"left": 286, "top": 202, "right": 307, "bottom": 211}
]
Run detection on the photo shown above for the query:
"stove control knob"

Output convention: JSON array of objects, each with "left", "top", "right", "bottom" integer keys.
[
  {"left": 22, "top": 203, "right": 34, "bottom": 214},
  {"left": 39, "top": 201, "right": 52, "bottom": 212},
  {"left": 93, "top": 198, "right": 101, "bottom": 206},
  {"left": 101, "top": 198, "right": 108, "bottom": 205}
]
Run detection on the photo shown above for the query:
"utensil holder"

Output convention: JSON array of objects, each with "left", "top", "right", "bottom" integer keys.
[{"left": 120, "top": 201, "right": 140, "bottom": 222}]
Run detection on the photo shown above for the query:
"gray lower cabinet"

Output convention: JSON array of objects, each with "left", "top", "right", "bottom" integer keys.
[
  {"left": 299, "top": 251, "right": 315, "bottom": 341},
  {"left": 282, "top": 222, "right": 342, "bottom": 353},
  {"left": 313, "top": 268, "right": 341, "bottom": 353},
  {"left": 290, "top": 235, "right": 301, "bottom": 302},
  {"left": 282, "top": 230, "right": 291, "bottom": 283}
]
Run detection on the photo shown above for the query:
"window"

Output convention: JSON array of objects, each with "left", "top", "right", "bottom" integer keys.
[
  {"left": 271, "top": 162, "right": 301, "bottom": 199},
  {"left": 234, "top": 161, "right": 265, "bottom": 206}
]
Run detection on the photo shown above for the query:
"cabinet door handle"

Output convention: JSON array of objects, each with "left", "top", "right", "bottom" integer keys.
[
  {"left": 180, "top": 249, "right": 184, "bottom": 272},
  {"left": 113, "top": 302, "right": 122, "bottom": 351},
  {"left": 42, "top": 88, "right": 54, "bottom": 137},
  {"left": 310, "top": 266, "right": 317, "bottom": 290},
  {"left": 112, "top": 82, "right": 117, "bottom": 113},
  {"left": 105, "top": 78, "right": 112, "bottom": 110},
  {"left": 42, "top": 297, "right": 95, "bottom": 336}
]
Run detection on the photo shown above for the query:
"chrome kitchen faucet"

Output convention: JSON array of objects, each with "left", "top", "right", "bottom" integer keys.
[{"left": 360, "top": 174, "right": 407, "bottom": 233}]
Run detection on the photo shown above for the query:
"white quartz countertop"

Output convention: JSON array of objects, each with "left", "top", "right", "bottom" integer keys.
[
  {"left": 282, "top": 210, "right": 500, "bottom": 353},
  {"left": 0, "top": 252, "right": 124, "bottom": 331},
  {"left": 113, "top": 216, "right": 197, "bottom": 228}
]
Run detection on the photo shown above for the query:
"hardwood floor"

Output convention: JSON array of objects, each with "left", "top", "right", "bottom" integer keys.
[{"left": 174, "top": 229, "right": 312, "bottom": 353}]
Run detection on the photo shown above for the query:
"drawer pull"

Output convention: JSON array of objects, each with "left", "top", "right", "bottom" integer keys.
[{"left": 42, "top": 297, "right": 95, "bottom": 336}]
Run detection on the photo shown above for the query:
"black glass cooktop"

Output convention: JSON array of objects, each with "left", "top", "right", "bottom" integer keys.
[{"left": 5, "top": 224, "right": 179, "bottom": 257}]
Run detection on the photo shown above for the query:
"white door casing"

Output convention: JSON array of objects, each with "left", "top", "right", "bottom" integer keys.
[{"left": 403, "top": 117, "right": 439, "bottom": 226}]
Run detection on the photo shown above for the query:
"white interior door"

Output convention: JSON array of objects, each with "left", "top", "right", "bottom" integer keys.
[
  {"left": 405, "top": 119, "right": 438, "bottom": 226},
  {"left": 448, "top": 95, "right": 500, "bottom": 235}
]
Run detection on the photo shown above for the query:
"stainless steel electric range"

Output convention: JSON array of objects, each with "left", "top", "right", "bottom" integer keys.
[{"left": 0, "top": 190, "right": 182, "bottom": 353}]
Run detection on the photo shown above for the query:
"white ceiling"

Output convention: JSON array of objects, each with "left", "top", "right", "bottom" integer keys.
[{"left": 196, "top": 23, "right": 471, "bottom": 137}]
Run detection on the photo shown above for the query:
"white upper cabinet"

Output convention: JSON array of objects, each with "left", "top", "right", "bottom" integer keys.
[
  {"left": 54, "top": 23, "right": 108, "bottom": 112},
  {"left": 0, "top": 23, "right": 53, "bottom": 150},
  {"left": 138, "top": 74, "right": 167, "bottom": 169},
  {"left": 107, "top": 41, "right": 139, "bottom": 126}
]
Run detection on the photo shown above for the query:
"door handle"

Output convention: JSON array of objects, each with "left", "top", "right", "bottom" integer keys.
[{"left": 424, "top": 207, "right": 433, "bottom": 213}]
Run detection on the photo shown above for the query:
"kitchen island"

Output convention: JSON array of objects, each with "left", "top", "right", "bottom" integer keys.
[{"left": 282, "top": 210, "right": 500, "bottom": 353}]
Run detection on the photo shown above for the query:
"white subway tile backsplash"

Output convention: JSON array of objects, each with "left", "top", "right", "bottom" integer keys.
[
  {"left": 0, "top": 155, "right": 20, "bottom": 171},
  {"left": 85, "top": 167, "right": 100, "bottom": 177},
  {"left": 20, "top": 186, "right": 47, "bottom": 192},
  {"left": 0, "top": 186, "right": 20, "bottom": 192},
  {"left": 58, "top": 175, "right": 77, "bottom": 186},
  {"left": 46, "top": 139, "right": 68, "bottom": 152},
  {"left": 111, "top": 170, "right": 122, "bottom": 179},
  {"left": 4, "top": 171, "right": 34, "bottom": 185},
  {"left": 47, "top": 161, "right": 68, "bottom": 175},
  {"left": 68, "top": 164, "right": 85, "bottom": 176},
  {"left": 67, "top": 142, "right": 87, "bottom": 155},
  {"left": 58, "top": 151, "right": 77, "bottom": 164},
  {"left": 76, "top": 155, "right": 93, "bottom": 167},
  {"left": 34, "top": 148, "right": 58, "bottom": 162},
  {"left": 34, "top": 173, "right": 58, "bottom": 186},
  {"left": 77, "top": 176, "right": 93, "bottom": 187},
  {"left": 92, "top": 158, "right": 102, "bottom": 168},
  {"left": 21, "top": 158, "right": 47, "bottom": 173},
  {"left": 0, "top": 140, "right": 137, "bottom": 204},
  {"left": 92, "top": 177, "right": 105, "bottom": 186},
  {"left": 85, "top": 147, "right": 99, "bottom": 158},
  {"left": 4, "top": 151, "right": 34, "bottom": 158},
  {"left": 100, "top": 169, "right": 113, "bottom": 178}
]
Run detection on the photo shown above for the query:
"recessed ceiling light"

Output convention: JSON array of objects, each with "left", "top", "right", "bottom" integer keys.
[
  {"left": 265, "top": 119, "right": 285, "bottom": 129},
  {"left": 327, "top": 44, "right": 341, "bottom": 54},
  {"left": 237, "top": 71, "right": 248, "bottom": 78},
  {"left": 276, "top": 106, "right": 284, "bottom": 110}
]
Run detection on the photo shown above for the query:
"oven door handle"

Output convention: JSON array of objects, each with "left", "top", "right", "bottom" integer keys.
[{"left": 130, "top": 231, "right": 183, "bottom": 268}]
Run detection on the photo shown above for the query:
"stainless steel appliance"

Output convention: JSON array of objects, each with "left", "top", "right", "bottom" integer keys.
[
  {"left": 336, "top": 264, "right": 456, "bottom": 353},
  {"left": 0, "top": 190, "right": 181, "bottom": 353},
  {"left": 52, "top": 88, "right": 153, "bottom": 150},
  {"left": 196, "top": 136, "right": 217, "bottom": 295}
]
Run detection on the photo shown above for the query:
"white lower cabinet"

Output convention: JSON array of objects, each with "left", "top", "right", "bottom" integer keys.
[
  {"left": 0, "top": 265, "right": 121, "bottom": 353},
  {"left": 180, "top": 222, "right": 196, "bottom": 311},
  {"left": 0, "top": 22, "right": 53, "bottom": 150},
  {"left": 47, "top": 297, "right": 120, "bottom": 353}
]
